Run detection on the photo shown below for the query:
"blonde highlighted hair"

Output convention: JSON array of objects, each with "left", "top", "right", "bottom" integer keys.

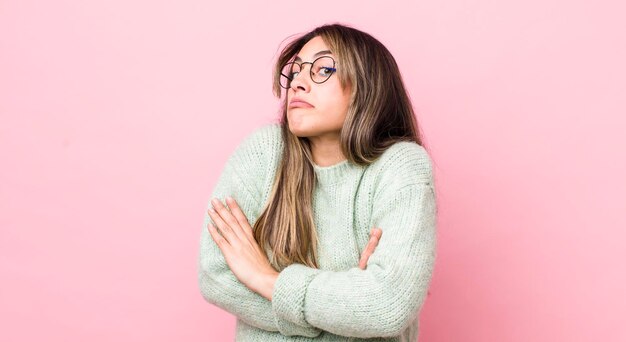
[{"left": 253, "top": 23, "right": 424, "bottom": 270}]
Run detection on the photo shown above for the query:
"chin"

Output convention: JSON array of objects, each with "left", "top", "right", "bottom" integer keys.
[
  {"left": 287, "top": 126, "right": 310, "bottom": 138},
  {"left": 287, "top": 122, "right": 316, "bottom": 138},
  {"left": 287, "top": 114, "right": 304, "bottom": 135}
]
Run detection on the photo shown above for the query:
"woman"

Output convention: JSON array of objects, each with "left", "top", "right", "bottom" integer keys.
[{"left": 198, "top": 23, "right": 437, "bottom": 341}]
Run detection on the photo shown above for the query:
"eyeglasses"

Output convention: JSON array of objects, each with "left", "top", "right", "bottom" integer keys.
[{"left": 279, "top": 56, "right": 337, "bottom": 89}]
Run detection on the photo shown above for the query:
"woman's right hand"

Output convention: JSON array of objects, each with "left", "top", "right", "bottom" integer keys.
[{"left": 358, "top": 227, "right": 382, "bottom": 270}]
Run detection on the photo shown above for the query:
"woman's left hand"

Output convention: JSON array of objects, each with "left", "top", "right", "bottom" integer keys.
[{"left": 206, "top": 196, "right": 279, "bottom": 300}]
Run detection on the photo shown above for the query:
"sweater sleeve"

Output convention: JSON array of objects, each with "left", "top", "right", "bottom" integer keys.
[
  {"left": 197, "top": 127, "right": 322, "bottom": 338},
  {"left": 271, "top": 181, "right": 437, "bottom": 338}
]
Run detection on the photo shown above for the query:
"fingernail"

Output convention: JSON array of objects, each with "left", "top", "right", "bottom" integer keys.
[{"left": 226, "top": 196, "right": 233, "bottom": 203}]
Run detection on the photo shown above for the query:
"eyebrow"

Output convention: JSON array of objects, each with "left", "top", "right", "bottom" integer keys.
[{"left": 294, "top": 50, "right": 333, "bottom": 62}]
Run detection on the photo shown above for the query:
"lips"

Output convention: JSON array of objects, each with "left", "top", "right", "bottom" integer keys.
[{"left": 289, "top": 97, "right": 313, "bottom": 108}]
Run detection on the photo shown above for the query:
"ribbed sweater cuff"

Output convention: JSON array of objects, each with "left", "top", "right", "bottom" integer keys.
[{"left": 271, "top": 263, "right": 321, "bottom": 336}]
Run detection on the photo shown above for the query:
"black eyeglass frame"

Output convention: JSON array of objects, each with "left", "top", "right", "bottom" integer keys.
[{"left": 279, "top": 56, "right": 337, "bottom": 89}]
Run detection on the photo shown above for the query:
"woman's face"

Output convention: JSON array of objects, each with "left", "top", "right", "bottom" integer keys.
[{"left": 286, "top": 36, "right": 352, "bottom": 139}]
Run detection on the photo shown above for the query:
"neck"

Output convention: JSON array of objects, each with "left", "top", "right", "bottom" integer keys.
[{"left": 308, "top": 133, "right": 346, "bottom": 167}]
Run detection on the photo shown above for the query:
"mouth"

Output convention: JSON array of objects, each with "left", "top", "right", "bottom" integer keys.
[{"left": 289, "top": 98, "right": 314, "bottom": 109}]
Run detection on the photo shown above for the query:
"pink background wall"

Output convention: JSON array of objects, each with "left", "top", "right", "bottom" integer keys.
[{"left": 1, "top": 1, "right": 624, "bottom": 341}]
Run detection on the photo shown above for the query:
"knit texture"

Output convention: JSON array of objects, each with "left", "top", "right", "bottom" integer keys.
[{"left": 198, "top": 123, "right": 437, "bottom": 341}]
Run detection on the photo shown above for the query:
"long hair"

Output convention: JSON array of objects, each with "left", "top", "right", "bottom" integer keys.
[{"left": 253, "top": 23, "right": 424, "bottom": 271}]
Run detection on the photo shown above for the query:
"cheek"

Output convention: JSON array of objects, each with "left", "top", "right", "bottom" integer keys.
[
  {"left": 329, "top": 95, "right": 351, "bottom": 119},
  {"left": 322, "top": 87, "right": 349, "bottom": 112}
]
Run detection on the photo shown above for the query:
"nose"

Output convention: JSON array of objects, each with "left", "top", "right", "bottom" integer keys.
[{"left": 289, "top": 63, "right": 312, "bottom": 92}]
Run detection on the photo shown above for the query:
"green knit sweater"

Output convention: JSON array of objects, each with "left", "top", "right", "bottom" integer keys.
[{"left": 198, "top": 123, "right": 437, "bottom": 341}]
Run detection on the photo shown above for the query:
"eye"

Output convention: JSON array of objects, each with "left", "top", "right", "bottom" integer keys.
[
  {"left": 317, "top": 67, "right": 334, "bottom": 77},
  {"left": 290, "top": 71, "right": 300, "bottom": 79}
]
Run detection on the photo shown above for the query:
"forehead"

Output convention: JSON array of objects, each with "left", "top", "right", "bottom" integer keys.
[{"left": 294, "top": 36, "right": 332, "bottom": 62}]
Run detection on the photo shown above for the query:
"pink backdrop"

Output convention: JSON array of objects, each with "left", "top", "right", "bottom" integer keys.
[{"left": 1, "top": 1, "right": 624, "bottom": 341}]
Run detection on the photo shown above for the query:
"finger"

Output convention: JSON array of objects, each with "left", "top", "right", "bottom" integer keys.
[
  {"left": 225, "top": 196, "right": 254, "bottom": 239},
  {"left": 358, "top": 248, "right": 372, "bottom": 269},
  {"left": 211, "top": 198, "right": 242, "bottom": 231},
  {"left": 212, "top": 197, "right": 250, "bottom": 243},
  {"left": 367, "top": 228, "right": 382, "bottom": 247},
  {"left": 207, "top": 222, "right": 228, "bottom": 249},
  {"left": 371, "top": 227, "right": 382, "bottom": 239},
  {"left": 211, "top": 198, "right": 249, "bottom": 242},
  {"left": 359, "top": 235, "right": 379, "bottom": 269},
  {"left": 358, "top": 252, "right": 369, "bottom": 269},
  {"left": 359, "top": 228, "right": 383, "bottom": 269},
  {"left": 207, "top": 205, "right": 235, "bottom": 244}
]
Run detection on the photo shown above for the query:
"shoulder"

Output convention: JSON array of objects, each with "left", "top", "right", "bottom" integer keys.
[
  {"left": 220, "top": 123, "right": 283, "bottom": 203},
  {"left": 229, "top": 122, "right": 283, "bottom": 168},
  {"left": 237, "top": 122, "right": 282, "bottom": 154},
  {"left": 368, "top": 141, "right": 434, "bottom": 191}
]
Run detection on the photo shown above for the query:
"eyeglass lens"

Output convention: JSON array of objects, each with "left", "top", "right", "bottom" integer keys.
[{"left": 280, "top": 56, "right": 335, "bottom": 89}]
